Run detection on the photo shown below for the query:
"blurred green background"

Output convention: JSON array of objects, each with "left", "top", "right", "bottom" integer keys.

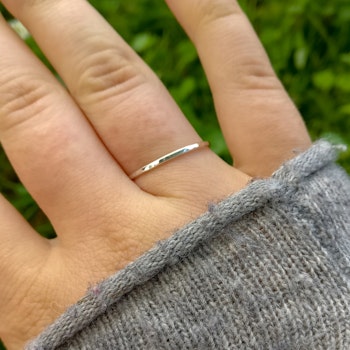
[{"left": 0, "top": 0, "right": 349, "bottom": 348}]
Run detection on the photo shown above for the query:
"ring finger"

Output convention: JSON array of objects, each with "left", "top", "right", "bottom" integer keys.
[{"left": 2, "top": 0, "right": 221, "bottom": 195}]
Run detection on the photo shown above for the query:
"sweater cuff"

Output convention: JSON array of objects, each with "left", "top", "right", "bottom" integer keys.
[{"left": 27, "top": 140, "right": 350, "bottom": 349}]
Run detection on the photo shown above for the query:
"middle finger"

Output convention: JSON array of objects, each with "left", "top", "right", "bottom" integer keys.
[{"left": 0, "top": 14, "right": 134, "bottom": 237}]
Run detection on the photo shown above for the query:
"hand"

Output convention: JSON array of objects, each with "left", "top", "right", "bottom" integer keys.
[{"left": 0, "top": 0, "right": 311, "bottom": 348}]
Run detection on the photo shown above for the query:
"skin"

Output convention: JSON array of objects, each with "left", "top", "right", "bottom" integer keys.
[{"left": 0, "top": 0, "right": 311, "bottom": 348}]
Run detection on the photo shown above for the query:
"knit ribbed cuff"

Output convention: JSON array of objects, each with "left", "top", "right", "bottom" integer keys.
[{"left": 26, "top": 140, "right": 350, "bottom": 349}]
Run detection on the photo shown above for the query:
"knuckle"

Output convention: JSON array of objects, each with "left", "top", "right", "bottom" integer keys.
[
  {"left": 236, "top": 59, "right": 282, "bottom": 91},
  {"left": 4, "top": 0, "right": 51, "bottom": 21},
  {"left": 0, "top": 75, "right": 54, "bottom": 132},
  {"left": 197, "top": 0, "right": 241, "bottom": 29},
  {"left": 73, "top": 46, "right": 145, "bottom": 101}
]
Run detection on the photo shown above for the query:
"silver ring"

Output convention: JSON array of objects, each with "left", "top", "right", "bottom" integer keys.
[{"left": 129, "top": 141, "right": 209, "bottom": 180}]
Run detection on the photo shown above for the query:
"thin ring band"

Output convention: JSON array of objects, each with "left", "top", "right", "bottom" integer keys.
[{"left": 129, "top": 141, "right": 210, "bottom": 180}]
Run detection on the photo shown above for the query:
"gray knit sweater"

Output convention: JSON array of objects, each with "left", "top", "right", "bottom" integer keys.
[{"left": 27, "top": 141, "right": 350, "bottom": 350}]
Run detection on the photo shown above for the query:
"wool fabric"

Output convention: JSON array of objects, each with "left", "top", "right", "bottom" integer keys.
[{"left": 27, "top": 141, "right": 350, "bottom": 349}]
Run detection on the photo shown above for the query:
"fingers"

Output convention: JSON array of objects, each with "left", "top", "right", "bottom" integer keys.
[
  {"left": 1, "top": 0, "right": 206, "bottom": 192},
  {"left": 0, "top": 194, "right": 54, "bottom": 349},
  {"left": 0, "top": 16, "right": 135, "bottom": 235},
  {"left": 0, "top": 194, "right": 48, "bottom": 293},
  {"left": 166, "top": 0, "right": 311, "bottom": 176},
  {"left": 0, "top": 194, "right": 47, "bottom": 346}
]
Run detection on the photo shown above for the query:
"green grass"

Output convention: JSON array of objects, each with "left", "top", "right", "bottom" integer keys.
[{"left": 0, "top": 0, "right": 349, "bottom": 348}]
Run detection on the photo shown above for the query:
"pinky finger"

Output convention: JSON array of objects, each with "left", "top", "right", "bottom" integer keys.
[{"left": 166, "top": 0, "right": 312, "bottom": 177}]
